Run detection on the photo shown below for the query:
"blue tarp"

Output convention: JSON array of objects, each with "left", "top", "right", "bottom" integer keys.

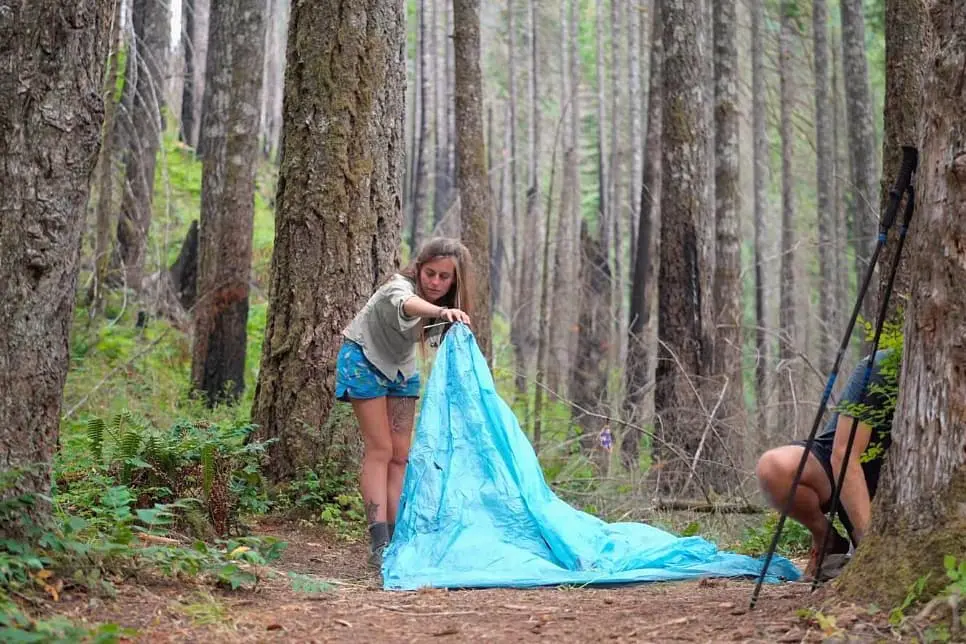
[{"left": 383, "top": 325, "right": 800, "bottom": 590}]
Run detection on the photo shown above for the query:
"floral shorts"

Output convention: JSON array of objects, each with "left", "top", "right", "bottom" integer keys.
[{"left": 335, "top": 340, "right": 421, "bottom": 402}]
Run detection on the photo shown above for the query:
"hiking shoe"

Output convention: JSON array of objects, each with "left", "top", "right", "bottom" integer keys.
[
  {"left": 368, "top": 544, "right": 385, "bottom": 570},
  {"left": 803, "top": 530, "right": 851, "bottom": 582}
]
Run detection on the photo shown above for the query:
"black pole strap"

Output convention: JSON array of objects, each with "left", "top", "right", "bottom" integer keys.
[{"left": 749, "top": 145, "right": 918, "bottom": 609}]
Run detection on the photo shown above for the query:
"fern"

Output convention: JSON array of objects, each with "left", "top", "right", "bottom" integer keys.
[{"left": 87, "top": 417, "right": 106, "bottom": 462}]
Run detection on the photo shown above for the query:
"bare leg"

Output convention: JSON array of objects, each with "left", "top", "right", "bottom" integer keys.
[
  {"left": 351, "top": 397, "right": 392, "bottom": 526},
  {"left": 387, "top": 397, "right": 416, "bottom": 526},
  {"left": 755, "top": 445, "right": 834, "bottom": 544}
]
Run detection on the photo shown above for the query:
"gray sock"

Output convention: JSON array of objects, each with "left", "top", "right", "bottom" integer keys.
[{"left": 369, "top": 521, "right": 389, "bottom": 551}]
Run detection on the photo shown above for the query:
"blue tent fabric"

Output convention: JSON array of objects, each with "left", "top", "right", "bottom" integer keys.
[{"left": 382, "top": 325, "right": 800, "bottom": 590}]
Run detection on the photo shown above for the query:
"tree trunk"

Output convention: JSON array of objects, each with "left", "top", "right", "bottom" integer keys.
[
  {"left": 751, "top": 0, "right": 769, "bottom": 443},
  {"left": 0, "top": 0, "right": 113, "bottom": 529},
  {"left": 192, "top": 0, "right": 266, "bottom": 406},
  {"left": 259, "top": 0, "right": 288, "bottom": 162},
  {"left": 572, "top": 220, "right": 612, "bottom": 460},
  {"left": 814, "top": 0, "right": 836, "bottom": 375},
  {"left": 251, "top": 0, "right": 405, "bottom": 482},
  {"left": 832, "top": 28, "right": 851, "bottom": 362},
  {"left": 410, "top": 0, "right": 432, "bottom": 252},
  {"left": 548, "top": 0, "right": 581, "bottom": 395},
  {"left": 840, "top": 0, "right": 879, "bottom": 325},
  {"left": 89, "top": 2, "right": 123, "bottom": 311},
  {"left": 777, "top": 0, "right": 798, "bottom": 440},
  {"left": 507, "top": 0, "right": 520, "bottom": 317},
  {"left": 453, "top": 0, "right": 493, "bottom": 360},
  {"left": 623, "top": 0, "right": 662, "bottom": 471},
  {"left": 511, "top": 0, "right": 541, "bottom": 401},
  {"left": 114, "top": 0, "right": 170, "bottom": 290},
  {"left": 627, "top": 0, "right": 642, "bottom": 268},
  {"left": 712, "top": 0, "right": 744, "bottom": 488},
  {"left": 837, "top": 0, "right": 965, "bottom": 605},
  {"left": 876, "top": 0, "right": 926, "bottom": 323},
  {"left": 653, "top": 0, "right": 716, "bottom": 496}
]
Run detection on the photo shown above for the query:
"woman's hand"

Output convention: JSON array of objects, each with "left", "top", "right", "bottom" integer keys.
[{"left": 439, "top": 307, "right": 471, "bottom": 325}]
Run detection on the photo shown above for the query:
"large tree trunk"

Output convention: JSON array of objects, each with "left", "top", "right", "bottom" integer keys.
[
  {"left": 453, "top": 0, "right": 493, "bottom": 360},
  {"left": 191, "top": 0, "right": 266, "bottom": 406},
  {"left": 0, "top": 0, "right": 113, "bottom": 529},
  {"left": 751, "top": 0, "right": 769, "bottom": 443},
  {"left": 839, "top": 0, "right": 879, "bottom": 325},
  {"left": 814, "top": 0, "right": 836, "bottom": 375},
  {"left": 653, "top": 0, "right": 716, "bottom": 497},
  {"left": 410, "top": 0, "right": 432, "bottom": 252},
  {"left": 876, "top": 0, "right": 926, "bottom": 322},
  {"left": 711, "top": 0, "right": 744, "bottom": 489},
  {"left": 623, "top": 0, "right": 662, "bottom": 471},
  {"left": 251, "top": 0, "right": 405, "bottom": 482},
  {"left": 433, "top": 4, "right": 457, "bottom": 234},
  {"left": 837, "top": 0, "right": 965, "bottom": 605},
  {"left": 776, "top": 0, "right": 798, "bottom": 440},
  {"left": 113, "top": 0, "right": 170, "bottom": 290}
]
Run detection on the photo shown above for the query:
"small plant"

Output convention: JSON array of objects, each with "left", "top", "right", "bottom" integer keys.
[
  {"left": 278, "top": 468, "right": 365, "bottom": 537},
  {"left": 734, "top": 512, "right": 812, "bottom": 557}
]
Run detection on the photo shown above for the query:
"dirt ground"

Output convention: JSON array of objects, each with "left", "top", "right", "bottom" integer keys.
[{"left": 53, "top": 520, "right": 905, "bottom": 643}]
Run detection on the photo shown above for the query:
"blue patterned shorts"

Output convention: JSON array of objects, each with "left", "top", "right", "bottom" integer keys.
[{"left": 335, "top": 340, "right": 421, "bottom": 401}]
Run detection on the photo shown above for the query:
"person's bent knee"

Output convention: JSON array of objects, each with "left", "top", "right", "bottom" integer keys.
[{"left": 755, "top": 450, "right": 785, "bottom": 488}]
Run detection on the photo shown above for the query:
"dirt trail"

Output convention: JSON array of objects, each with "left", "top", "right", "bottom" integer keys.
[{"left": 58, "top": 522, "right": 897, "bottom": 642}]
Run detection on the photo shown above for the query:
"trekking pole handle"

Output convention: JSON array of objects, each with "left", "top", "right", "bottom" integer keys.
[{"left": 881, "top": 146, "right": 919, "bottom": 231}]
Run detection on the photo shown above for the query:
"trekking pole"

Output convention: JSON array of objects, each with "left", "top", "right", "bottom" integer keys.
[
  {"left": 749, "top": 145, "right": 918, "bottom": 609},
  {"left": 810, "top": 150, "right": 918, "bottom": 592}
]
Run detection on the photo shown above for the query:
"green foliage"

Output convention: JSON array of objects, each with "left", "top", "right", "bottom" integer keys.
[
  {"left": 889, "top": 573, "right": 930, "bottom": 626},
  {"left": 836, "top": 321, "right": 903, "bottom": 464},
  {"left": 0, "top": 603, "right": 133, "bottom": 644},
  {"left": 275, "top": 468, "right": 365, "bottom": 538},
  {"left": 734, "top": 512, "right": 812, "bottom": 557},
  {"left": 72, "top": 412, "right": 274, "bottom": 536}
]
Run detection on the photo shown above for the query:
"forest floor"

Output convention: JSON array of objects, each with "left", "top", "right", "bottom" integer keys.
[{"left": 51, "top": 519, "right": 907, "bottom": 643}]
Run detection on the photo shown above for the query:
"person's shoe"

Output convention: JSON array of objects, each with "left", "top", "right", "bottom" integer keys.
[
  {"left": 803, "top": 530, "right": 851, "bottom": 582},
  {"left": 367, "top": 544, "right": 385, "bottom": 570}
]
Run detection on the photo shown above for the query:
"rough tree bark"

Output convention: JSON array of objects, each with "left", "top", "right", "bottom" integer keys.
[
  {"left": 711, "top": 0, "right": 744, "bottom": 488},
  {"left": 191, "top": 0, "right": 266, "bottom": 406},
  {"left": 113, "top": 0, "right": 170, "bottom": 290},
  {"left": 653, "top": 0, "right": 716, "bottom": 496},
  {"left": 0, "top": 0, "right": 113, "bottom": 529},
  {"left": 837, "top": 0, "right": 965, "bottom": 605},
  {"left": 876, "top": 0, "right": 926, "bottom": 323},
  {"left": 251, "top": 0, "right": 405, "bottom": 481},
  {"left": 453, "top": 0, "right": 493, "bottom": 360}
]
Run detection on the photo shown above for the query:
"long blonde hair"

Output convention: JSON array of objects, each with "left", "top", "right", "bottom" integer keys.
[{"left": 400, "top": 237, "right": 475, "bottom": 342}]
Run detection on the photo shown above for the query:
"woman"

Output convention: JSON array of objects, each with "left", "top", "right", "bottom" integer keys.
[{"left": 335, "top": 237, "right": 474, "bottom": 567}]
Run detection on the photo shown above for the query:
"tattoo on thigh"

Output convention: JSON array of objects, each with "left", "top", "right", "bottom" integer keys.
[
  {"left": 388, "top": 398, "right": 415, "bottom": 434},
  {"left": 365, "top": 501, "right": 380, "bottom": 524}
]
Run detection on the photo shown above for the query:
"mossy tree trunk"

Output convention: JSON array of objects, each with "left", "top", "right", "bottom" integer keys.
[
  {"left": 251, "top": 0, "right": 405, "bottom": 482},
  {"left": 0, "top": 0, "right": 113, "bottom": 530},
  {"left": 836, "top": 0, "right": 966, "bottom": 605},
  {"left": 191, "top": 0, "right": 266, "bottom": 406},
  {"left": 453, "top": 0, "right": 493, "bottom": 360}
]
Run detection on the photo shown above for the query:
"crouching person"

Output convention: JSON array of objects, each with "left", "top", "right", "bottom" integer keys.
[{"left": 755, "top": 349, "right": 898, "bottom": 581}]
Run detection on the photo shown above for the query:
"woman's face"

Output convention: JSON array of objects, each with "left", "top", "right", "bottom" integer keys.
[{"left": 419, "top": 256, "right": 457, "bottom": 303}]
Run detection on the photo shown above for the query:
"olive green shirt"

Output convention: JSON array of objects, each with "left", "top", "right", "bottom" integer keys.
[{"left": 342, "top": 274, "right": 425, "bottom": 380}]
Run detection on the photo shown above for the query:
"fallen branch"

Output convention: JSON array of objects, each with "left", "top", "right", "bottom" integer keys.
[{"left": 654, "top": 500, "right": 766, "bottom": 514}]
